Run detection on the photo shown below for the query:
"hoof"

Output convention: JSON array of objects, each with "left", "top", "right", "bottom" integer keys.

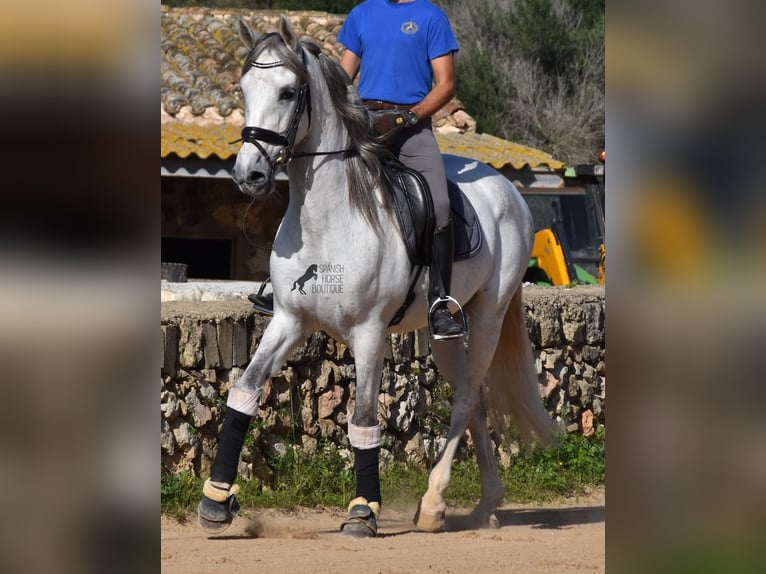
[
  {"left": 340, "top": 501, "right": 378, "bottom": 538},
  {"left": 197, "top": 494, "right": 240, "bottom": 535},
  {"left": 413, "top": 499, "right": 446, "bottom": 532},
  {"left": 468, "top": 507, "right": 502, "bottom": 529}
]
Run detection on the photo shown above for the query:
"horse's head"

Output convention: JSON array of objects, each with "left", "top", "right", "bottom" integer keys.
[{"left": 233, "top": 15, "right": 311, "bottom": 197}]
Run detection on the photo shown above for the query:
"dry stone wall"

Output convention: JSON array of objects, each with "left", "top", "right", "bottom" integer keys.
[{"left": 161, "top": 286, "right": 605, "bottom": 478}]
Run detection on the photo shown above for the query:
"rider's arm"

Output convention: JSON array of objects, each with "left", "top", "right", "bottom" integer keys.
[
  {"left": 410, "top": 52, "right": 456, "bottom": 122},
  {"left": 340, "top": 50, "right": 361, "bottom": 83}
]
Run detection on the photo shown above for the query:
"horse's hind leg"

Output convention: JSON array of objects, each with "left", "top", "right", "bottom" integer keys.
[
  {"left": 414, "top": 308, "right": 505, "bottom": 532},
  {"left": 468, "top": 398, "right": 504, "bottom": 528},
  {"left": 198, "top": 314, "right": 307, "bottom": 533},
  {"left": 415, "top": 388, "right": 504, "bottom": 531},
  {"left": 414, "top": 337, "right": 479, "bottom": 531}
]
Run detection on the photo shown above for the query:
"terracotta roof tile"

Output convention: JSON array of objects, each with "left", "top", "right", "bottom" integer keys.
[
  {"left": 160, "top": 7, "right": 564, "bottom": 170},
  {"left": 435, "top": 132, "right": 566, "bottom": 171},
  {"left": 161, "top": 107, "right": 242, "bottom": 160},
  {"left": 161, "top": 8, "right": 355, "bottom": 121}
]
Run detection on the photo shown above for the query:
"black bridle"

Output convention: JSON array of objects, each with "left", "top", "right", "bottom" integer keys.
[{"left": 232, "top": 47, "right": 354, "bottom": 170}]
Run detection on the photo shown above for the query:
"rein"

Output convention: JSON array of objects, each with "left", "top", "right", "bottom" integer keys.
[{"left": 231, "top": 46, "right": 356, "bottom": 168}]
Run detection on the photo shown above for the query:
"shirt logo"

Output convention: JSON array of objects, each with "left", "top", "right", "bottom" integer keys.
[{"left": 401, "top": 21, "right": 418, "bottom": 35}]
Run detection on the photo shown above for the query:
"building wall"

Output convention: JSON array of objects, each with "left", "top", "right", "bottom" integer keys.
[{"left": 161, "top": 175, "right": 289, "bottom": 280}]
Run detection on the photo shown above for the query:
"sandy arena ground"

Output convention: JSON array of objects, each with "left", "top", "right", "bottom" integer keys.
[{"left": 161, "top": 488, "right": 604, "bottom": 573}]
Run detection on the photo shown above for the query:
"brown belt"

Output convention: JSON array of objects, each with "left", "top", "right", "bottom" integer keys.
[{"left": 362, "top": 100, "right": 414, "bottom": 111}]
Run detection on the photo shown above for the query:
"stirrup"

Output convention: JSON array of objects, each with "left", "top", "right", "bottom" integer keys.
[
  {"left": 247, "top": 278, "right": 274, "bottom": 316},
  {"left": 428, "top": 296, "right": 467, "bottom": 340}
]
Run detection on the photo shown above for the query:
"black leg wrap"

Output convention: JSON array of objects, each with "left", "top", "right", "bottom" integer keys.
[
  {"left": 210, "top": 407, "right": 252, "bottom": 485},
  {"left": 353, "top": 446, "right": 381, "bottom": 504}
]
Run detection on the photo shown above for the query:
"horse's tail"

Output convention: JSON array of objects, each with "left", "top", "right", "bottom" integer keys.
[{"left": 485, "top": 285, "right": 559, "bottom": 447}]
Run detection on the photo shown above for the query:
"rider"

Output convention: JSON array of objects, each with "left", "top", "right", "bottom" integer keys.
[{"left": 250, "top": 0, "right": 465, "bottom": 340}]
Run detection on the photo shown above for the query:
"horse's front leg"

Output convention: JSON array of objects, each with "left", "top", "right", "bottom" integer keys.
[
  {"left": 197, "top": 314, "right": 306, "bottom": 533},
  {"left": 339, "top": 327, "right": 386, "bottom": 538}
]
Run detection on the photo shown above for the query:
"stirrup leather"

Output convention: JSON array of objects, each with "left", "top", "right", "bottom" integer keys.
[{"left": 247, "top": 277, "right": 274, "bottom": 316}]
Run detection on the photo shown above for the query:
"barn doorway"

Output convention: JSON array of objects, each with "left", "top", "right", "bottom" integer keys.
[{"left": 161, "top": 237, "right": 234, "bottom": 280}]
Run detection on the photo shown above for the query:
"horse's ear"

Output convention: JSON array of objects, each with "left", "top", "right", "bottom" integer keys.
[
  {"left": 278, "top": 14, "right": 300, "bottom": 52},
  {"left": 236, "top": 18, "right": 259, "bottom": 50}
]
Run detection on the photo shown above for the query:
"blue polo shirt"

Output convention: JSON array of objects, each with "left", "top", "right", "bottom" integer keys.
[{"left": 337, "top": 0, "right": 459, "bottom": 105}]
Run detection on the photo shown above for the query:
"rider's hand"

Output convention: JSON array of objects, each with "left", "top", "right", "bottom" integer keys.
[{"left": 370, "top": 109, "right": 418, "bottom": 142}]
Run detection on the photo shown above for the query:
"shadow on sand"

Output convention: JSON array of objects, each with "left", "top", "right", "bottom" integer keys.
[
  {"left": 377, "top": 503, "right": 605, "bottom": 537},
  {"left": 205, "top": 503, "right": 605, "bottom": 539},
  {"left": 445, "top": 505, "right": 605, "bottom": 532}
]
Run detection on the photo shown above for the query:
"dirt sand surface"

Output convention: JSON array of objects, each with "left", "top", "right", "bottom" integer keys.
[{"left": 161, "top": 489, "right": 604, "bottom": 573}]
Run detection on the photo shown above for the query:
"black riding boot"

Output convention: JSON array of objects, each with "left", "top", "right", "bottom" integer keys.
[{"left": 429, "top": 220, "right": 466, "bottom": 340}]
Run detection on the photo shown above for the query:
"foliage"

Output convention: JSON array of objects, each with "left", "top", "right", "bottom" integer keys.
[
  {"left": 247, "top": 440, "right": 356, "bottom": 508},
  {"left": 429, "top": 425, "right": 605, "bottom": 505},
  {"left": 161, "top": 426, "right": 604, "bottom": 518},
  {"left": 437, "top": 0, "right": 604, "bottom": 164},
  {"left": 161, "top": 468, "right": 202, "bottom": 522},
  {"left": 503, "top": 424, "right": 605, "bottom": 501},
  {"left": 421, "top": 376, "right": 453, "bottom": 433},
  {"left": 162, "top": 0, "right": 360, "bottom": 12}
]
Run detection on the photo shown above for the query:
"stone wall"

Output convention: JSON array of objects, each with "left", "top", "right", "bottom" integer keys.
[{"left": 160, "top": 286, "right": 605, "bottom": 478}]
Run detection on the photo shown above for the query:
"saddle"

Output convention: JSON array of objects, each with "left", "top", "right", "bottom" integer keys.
[
  {"left": 382, "top": 157, "right": 483, "bottom": 266},
  {"left": 382, "top": 157, "right": 483, "bottom": 326}
]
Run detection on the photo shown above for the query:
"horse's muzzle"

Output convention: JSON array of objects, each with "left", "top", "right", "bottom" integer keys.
[{"left": 233, "top": 165, "right": 276, "bottom": 198}]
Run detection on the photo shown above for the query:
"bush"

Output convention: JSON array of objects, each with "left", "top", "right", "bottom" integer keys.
[
  {"left": 439, "top": 0, "right": 604, "bottom": 164},
  {"left": 161, "top": 427, "right": 605, "bottom": 518}
]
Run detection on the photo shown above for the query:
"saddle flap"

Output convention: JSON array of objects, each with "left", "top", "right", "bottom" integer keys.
[
  {"left": 383, "top": 158, "right": 435, "bottom": 266},
  {"left": 383, "top": 158, "right": 483, "bottom": 266}
]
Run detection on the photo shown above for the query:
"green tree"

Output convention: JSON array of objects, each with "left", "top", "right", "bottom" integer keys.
[
  {"left": 162, "top": 1, "right": 360, "bottom": 12},
  {"left": 438, "top": 0, "right": 604, "bottom": 164}
]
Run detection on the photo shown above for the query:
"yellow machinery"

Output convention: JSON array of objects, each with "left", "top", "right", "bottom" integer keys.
[
  {"left": 531, "top": 228, "right": 576, "bottom": 286},
  {"left": 524, "top": 154, "right": 605, "bottom": 286}
]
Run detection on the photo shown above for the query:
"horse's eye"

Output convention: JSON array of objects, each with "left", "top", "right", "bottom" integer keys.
[{"left": 279, "top": 87, "right": 296, "bottom": 101}]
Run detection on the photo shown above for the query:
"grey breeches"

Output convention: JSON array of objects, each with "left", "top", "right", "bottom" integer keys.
[{"left": 392, "top": 121, "right": 451, "bottom": 229}]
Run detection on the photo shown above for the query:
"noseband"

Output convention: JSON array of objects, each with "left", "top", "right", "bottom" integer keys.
[{"left": 233, "top": 44, "right": 353, "bottom": 170}]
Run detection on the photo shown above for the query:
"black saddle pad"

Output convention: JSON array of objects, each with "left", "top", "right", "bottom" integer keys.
[{"left": 448, "top": 180, "right": 482, "bottom": 261}]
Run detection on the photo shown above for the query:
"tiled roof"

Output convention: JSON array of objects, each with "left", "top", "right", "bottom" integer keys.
[
  {"left": 161, "top": 8, "right": 346, "bottom": 119},
  {"left": 161, "top": 6, "right": 563, "bottom": 171},
  {"left": 435, "top": 132, "right": 565, "bottom": 171},
  {"left": 161, "top": 106, "right": 242, "bottom": 160}
]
